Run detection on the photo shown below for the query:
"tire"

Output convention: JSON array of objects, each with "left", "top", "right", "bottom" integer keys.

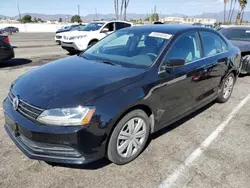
[
  {"left": 107, "top": 109, "right": 150, "bottom": 165},
  {"left": 67, "top": 49, "right": 78, "bottom": 55},
  {"left": 240, "top": 55, "right": 250, "bottom": 75},
  {"left": 216, "top": 73, "right": 235, "bottom": 103}
]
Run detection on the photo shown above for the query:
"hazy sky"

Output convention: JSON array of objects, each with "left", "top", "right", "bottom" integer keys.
[{"left": 1, "top": 0, "right": 248, "bottom": 17}]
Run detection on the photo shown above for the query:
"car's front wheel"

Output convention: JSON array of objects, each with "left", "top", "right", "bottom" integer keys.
[
  {"left": 217, "top": 72, "right": 235, "bottom": 103},
  {"left": 107, "top": 110, "right": 150, "bottom": 165}
]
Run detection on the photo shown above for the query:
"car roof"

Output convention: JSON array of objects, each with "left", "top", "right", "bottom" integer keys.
[
  {"left": 222, "top": 26, "right": 250, "bottom": 30},
  {"left": 90, "top": 20, "right": 132, "bottom": 24},
  {"left": 123, "top": 24, "right": 208, "bottom": 35}
]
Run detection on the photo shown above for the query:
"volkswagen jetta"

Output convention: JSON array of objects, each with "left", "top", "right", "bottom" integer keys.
[{"left": 3, "top": 25, "right": 241, "bottom": 165}]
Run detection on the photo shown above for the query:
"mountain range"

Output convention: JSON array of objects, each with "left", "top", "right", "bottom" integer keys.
[{"left": 0, "top": 11, "right": 249, "bottom": 22}]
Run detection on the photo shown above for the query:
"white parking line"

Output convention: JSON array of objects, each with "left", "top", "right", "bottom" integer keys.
[{"left": 158, "top": 93, "right": 250, "bottom": 188}]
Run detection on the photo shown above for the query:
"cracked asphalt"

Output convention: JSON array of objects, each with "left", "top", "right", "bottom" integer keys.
[{"left": 0, "top": 33, "right": 250, "bottom": 188}]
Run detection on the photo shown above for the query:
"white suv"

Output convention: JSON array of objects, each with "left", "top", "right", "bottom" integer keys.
[{"left": 61, "top": 21, "right": 132, "bottom": 54}]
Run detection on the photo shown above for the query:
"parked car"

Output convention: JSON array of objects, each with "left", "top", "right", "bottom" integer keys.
[
  {"left": 220, "top": 26, "right": 250, "bottom": 74},
  {"left": 55, "top": 25, "right": 86, "bottom": 44},
  {"left": 0, "top": 34, "right": 14, "bottom": 62},
  {"left": 1, "top": 27, "right": 19, "bottom": 33},
  {"left": 4, "top": 25, "right": 240, "bottom": 165},
  {"left": 61, "top": 20, "right": 132, "bottom": 54},
  {"left": 56, "top": 25, "right": 80, "bottom": 34}
]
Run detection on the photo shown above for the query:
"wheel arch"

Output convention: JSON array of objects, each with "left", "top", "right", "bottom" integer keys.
[{"left": 88, "top": 38, "right": 99, "bottom": 46}]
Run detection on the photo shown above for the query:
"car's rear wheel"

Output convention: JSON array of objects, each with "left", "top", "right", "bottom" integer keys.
[
  {"left": 107, "top": 110, "right": 150, "bottom": 165},
  {"left": 217, "top": 73, "right": 235, "bottom": 103}
]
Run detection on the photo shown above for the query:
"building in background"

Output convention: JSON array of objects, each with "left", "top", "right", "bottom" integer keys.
[{"left": 161, "top": 16, "right": 216, "bottom": 25}]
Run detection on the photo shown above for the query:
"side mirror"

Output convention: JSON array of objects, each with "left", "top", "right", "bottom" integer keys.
[
  {"left": 165, "top": 58, "right": 185, "bottom": 68},
  {"left": 101, "top": 28, "right": 109, "bottom": 33}
]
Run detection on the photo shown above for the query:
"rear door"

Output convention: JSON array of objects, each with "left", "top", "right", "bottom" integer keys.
[
  {"left": 199, "top": 31, "right": 229, "bottom": 93},
  {"left": 154, "top": 31, "right": 212, "bottom": 127}
]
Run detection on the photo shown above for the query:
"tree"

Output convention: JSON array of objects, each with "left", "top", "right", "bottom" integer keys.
[
  {"left": 228, "top": 0, "right": 234, "bottom": 22},
  {"left": 59, "top": 18, "right": 62, "bottom": 22},
  {"left": 22, "top": 14, "right": 32, "bottom": 23},
  {"left": 229, "top": 0, "right": 237, "bottom": 23},
  {"left": 37, "top": 18, "right": 43, "bottom": 23},
  {"left": 151, "top": 13, "right": 159, "bottom": 22},
  {"left": 144, "top": 17, "right": 150, "bottom": 21},
  {"left": 33, "top": 17, "right": 38, "bottom": 23},
  {"left": 114, "top": 0, "right": 131, "bottom": 20},
  {"left": 71, "top": 15, "right": 82, "bottom": 23},
  {"left": 114, "top": 0, "right": 119, "bottom": 20},
  {"left": 239, "top": 0, "right": 248, "bottom": 24},
  {"left": 224, "top": 0, "right": 229, "bottom": 24}
]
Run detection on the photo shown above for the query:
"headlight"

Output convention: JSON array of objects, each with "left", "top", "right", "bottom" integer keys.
[{"left": 37, "top": 106, "right": 95, "bottom": 126}]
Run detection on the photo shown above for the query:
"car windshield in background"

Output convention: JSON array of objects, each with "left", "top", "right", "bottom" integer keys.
[
  {"left": 220, "top": 28, "right": 250, "bottom": 41},
  {"left": 83, "top": 30, "right": 172, "bottom": 68},
  {"left": 82, "top": 22, "right": 105, "bottom": 31}
]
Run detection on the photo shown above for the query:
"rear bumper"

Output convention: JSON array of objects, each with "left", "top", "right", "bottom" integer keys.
[
  {"left": 0, "top": 45, "right": 14, "bottom": 61},
  {"left": 3, "top": 98, "right": 106, "bottom": 164}
]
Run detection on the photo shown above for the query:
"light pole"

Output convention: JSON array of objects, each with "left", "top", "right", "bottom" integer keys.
[{"left": 77, "top": 5, "right": 80, "bottom": 16}]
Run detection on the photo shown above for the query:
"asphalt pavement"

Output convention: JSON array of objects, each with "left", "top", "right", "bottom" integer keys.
[{"left": 0, "top": 33, "right": 250, "bottom": 188}]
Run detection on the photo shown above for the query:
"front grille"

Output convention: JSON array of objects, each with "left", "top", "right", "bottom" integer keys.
[
  {"left": 8, "top": 90, "right": 44, "bottom": 120},
  {"left": 56, "top": 36, "right": 62, "bottom": 39},
  {"left": 18, "top": 135, "right": 81, "bottom": 157}
]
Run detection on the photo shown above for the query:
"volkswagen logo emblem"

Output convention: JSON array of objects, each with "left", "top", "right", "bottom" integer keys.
[{"left": 12, "top": 96, "right": 19, "bottom": 111}]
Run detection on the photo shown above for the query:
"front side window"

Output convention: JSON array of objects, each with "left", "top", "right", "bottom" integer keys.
[
  {"left": 200, "top": 31, "right": 227, "bottom": 56},
  {"left": 82, "top": 22, "right": 105, "bottom": 31},
  {"left": 102, "top": 23, "right": 115, "bottom": 32},
  {"left": 83, "top": 30, "right": 172, "bottom": 68},
  {"left": 162, "top": 31, "right": 201, "bottom": 67}
]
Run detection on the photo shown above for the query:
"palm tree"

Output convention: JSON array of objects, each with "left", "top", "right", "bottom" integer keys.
[
  {"left": 239, "top": 0, "right": 247, "bottom": 24},
  {"left": 224, "top": 0, "right": 229, "bottom": 24},
  {"left": 228, "top": 0, "right": 234, "bottom": 22},
  {"left": 123, "top": 0, "right": 130, "bottom": 21},
  {"left": 229, "top": 0, "right": 237, "bottom": 23},
  {"left": 120, "top": 0, "right": 125, "bottom": 20}
]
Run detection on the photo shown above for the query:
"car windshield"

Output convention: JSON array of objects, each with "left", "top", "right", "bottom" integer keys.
[
  {"left": 82, "top": 29, "right": 172, "bottom": 68},
  {"left": 220, "top": 28, "right": 250, "bottom": 41},
  {"left": 82, "top": 22, "right": 105, "bottom": 31}
]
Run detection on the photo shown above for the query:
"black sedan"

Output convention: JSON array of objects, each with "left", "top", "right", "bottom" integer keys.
[
  {"left": 3, "top": 25, "right": 241, "bottom": 165},
  {"left": 220, "top": 27, "right": 250, "bottom": 73},
  {"left": 1, "top": 27, "right": 19, "bottom": 33},
  {"left": 0, "top": 35, "right": 14, "bottom": 62}
]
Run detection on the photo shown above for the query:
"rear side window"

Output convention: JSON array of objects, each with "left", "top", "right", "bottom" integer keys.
[
  {"left": 200, "top": 31, "right": 228, "bottom": 57},
  {"left": 116, "top": 22, "right": 131, "bottom": 30}
]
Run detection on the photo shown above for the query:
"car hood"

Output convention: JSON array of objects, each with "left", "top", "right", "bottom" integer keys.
[
  {"left": 13, "top": 56, "right": 146, "bottom": 109},
  {"left": 230, "top": 40, "right": 250, "bottom": 52},
  {"left": 63, "top": 31, "right": 90, "bottom": 37}
]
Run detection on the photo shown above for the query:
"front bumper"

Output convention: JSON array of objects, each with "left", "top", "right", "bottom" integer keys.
[
  {"left": 61, "top": 40, "right": 88, "bottom": 51},
  {"left": 3, "top": 98, "right": 106, "bottom": 164}
]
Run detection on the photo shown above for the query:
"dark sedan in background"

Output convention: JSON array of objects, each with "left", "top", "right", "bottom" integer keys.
[
  {"left": 220, "top": 27, "right": 250, "bottom": 74},
  {"left": 0, "top": 35, "right": 14, "bottom": 62},
  {"left": 1, "top": 27, "right": 19, "bottom": 33},
  {"left": 3, "top": 25, "right": 240, "bottom": 165}
]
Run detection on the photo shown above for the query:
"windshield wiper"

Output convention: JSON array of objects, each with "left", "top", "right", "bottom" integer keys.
[{"left": 95, "top": 60, "right": 117, "bottom": 66}]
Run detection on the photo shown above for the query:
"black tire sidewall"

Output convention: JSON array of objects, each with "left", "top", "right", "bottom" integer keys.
[{"left": 107, "top": 110, "right": 150, "bottom": 165}]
